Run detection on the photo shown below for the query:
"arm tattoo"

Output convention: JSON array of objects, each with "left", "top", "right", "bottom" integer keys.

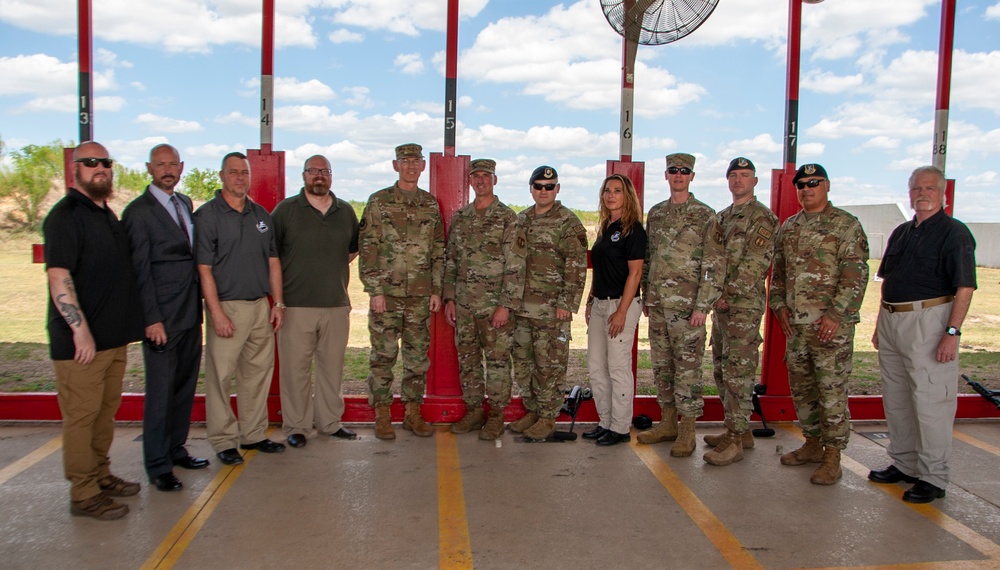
[
  {"left": 55, "top": 294, "right": 83, "bottom": 328},
  {"left": 62, "top": 277, "right": 76, "bottom": 295}
]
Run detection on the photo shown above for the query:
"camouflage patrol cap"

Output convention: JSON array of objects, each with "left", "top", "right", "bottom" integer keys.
[
  {"left": 394, "top": 143, "right": 423, "bottom": 159},
  {"left": 666, "top": 153, "right": 696, "bottom": 170},
  {"left": 726, "top": 157, "right": 756, "bottom": 177},
  {"left": 530, "top": 165, "right": 558, "bottom": 183},
  {"left": 470, "top": 158, "right": 496, "bottom": 174},
  {"left": 792, "top": 163, "right": 828, "bottom": 183}
]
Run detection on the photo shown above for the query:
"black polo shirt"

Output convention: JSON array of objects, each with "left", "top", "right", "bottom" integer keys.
[
  {"left": 878, "top": 209, "right": 977, "bottom": 303},
  {"left": 194, "top": 191, "right": 277, "bottom": 301},
  {"left": 43, "top": 188, "right": 144, "bottom": 360},
  {"left": 591, "top": 219, "right": 647, "bottom": 299}
]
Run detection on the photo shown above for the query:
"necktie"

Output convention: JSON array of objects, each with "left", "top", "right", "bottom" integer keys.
[{"left": 170, "top": 195, "right": 191, "bottom": 245}]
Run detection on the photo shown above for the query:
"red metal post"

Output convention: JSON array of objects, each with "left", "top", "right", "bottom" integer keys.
[
  {"left": 443, "top": 0, "right": 459, "bottom": 157},
  {"left": 932, "top": 0, "right": 955, "bottom": 174},
  {"left": 77, "top": 0, "right": 93, "bottom": 143}
]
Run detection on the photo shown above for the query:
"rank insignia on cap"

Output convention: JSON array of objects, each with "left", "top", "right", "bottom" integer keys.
[
  {"left": 544, "top": 168, "right": 553, "bottom": 178},
  {"left": 805, "top": 164, "right": 817, "bottom": 175},
  {"left": 738, "top": 158, "right": 749, "bottom": 167}
]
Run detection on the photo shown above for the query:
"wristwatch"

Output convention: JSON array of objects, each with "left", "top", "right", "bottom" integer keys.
[
  {"left": 945, "top": 326, "right": 961, "bottom": 336},
  {"left": 274, "top": 302, "right": 287, "bottom": 309}
]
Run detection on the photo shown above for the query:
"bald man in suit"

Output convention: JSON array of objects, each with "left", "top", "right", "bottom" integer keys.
[{"left": 123, "top": 144, "right": 208, "bottom": 493}]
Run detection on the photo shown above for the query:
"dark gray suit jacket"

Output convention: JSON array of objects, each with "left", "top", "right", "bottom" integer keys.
[{"left": 122, "top": 187, "right": 202, "bottom": 333}]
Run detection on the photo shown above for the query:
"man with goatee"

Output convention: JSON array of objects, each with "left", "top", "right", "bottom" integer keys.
[
  {"left": 43, "top": 141, "right": 144, "bottom": 520},
  {"left": 272, "top": 155, "right": 360, "bottom": 448}
]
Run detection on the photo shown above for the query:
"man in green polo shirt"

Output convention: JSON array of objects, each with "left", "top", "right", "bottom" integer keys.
[{"left": 272, "top": 155, "right": 360, "bottom": 448}]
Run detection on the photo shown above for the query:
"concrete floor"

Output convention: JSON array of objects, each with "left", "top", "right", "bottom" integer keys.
[{"left": 2, "top": 420, "right": 1000, "bottom": 570}]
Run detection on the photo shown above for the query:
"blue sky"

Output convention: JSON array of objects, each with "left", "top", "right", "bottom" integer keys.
[{"left": 2, "top": 0, "right": 1000, "bottom": 221}]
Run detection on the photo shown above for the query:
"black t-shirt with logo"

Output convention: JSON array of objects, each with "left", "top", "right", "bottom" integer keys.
[{"left": 590, "top": 219, "right": 647, "bottom": 299}]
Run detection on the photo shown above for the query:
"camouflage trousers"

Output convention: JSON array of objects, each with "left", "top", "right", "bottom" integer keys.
[
  {"left": 711, "top": 307, "right": 764, "bottom": 434},
  {"left": 648, "top": 307, "right": 706, "bottom": 417},
  {"left": 512, "top": 316, "right": 571, "bottom": 419},
  {"left": 366, "top": 295, "right": 430, "bottom": 407},
  {"left": 454, "top": 304, "right": 515, "bottom": 410},
  {"left": 786, "top": 323, "right": 855, "bottom": 450}
]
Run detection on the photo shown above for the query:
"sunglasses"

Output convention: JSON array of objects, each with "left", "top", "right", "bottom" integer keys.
[
  {"left": 304, "top": 168, "right": 332, "bottom": 176},
  {"left": 667, "top": 167, "right": 692, "bottom": 175},
  {"left": 795, "top": 179, "right": 825, "bottom": 190},
  {"left": 75, "top": 157, "right": 114, "bottom": 168},
  {"left": 532, "top": 183, "right": 557, "bottom": 191}
]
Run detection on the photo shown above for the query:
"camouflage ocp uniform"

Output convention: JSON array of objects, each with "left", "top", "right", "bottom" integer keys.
[
  {"left": 443, "top": 199, "right": 524, "bottom": 410},
  {"left": 769, "top": 202, "right": 869, "bottom": 450},
  {"left": 512, "top": 201, "right": 587, "bottom": 419},
  {"left": 642, "top": 193, "right": 726, "bottom": 418},
  {"left": 711, "top": 196, "right": 778, "bottom": 434},
  {"left": 359, "top": 183, "right": 445, "bottom": 406}
]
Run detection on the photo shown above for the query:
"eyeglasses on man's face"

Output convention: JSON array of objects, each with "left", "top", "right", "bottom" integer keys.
[
  {"left": 75, "top": 157, "right": 114, "bottom": 168},
  {"left": 532, "top": 183, "right": 557, "bottom": 191},
  {"left": 304, "top": 168, "right": 332, "bottom": 176},
  {"left": 795, "top": 179, "right": 825, "bottom": 190},
  {"left": 667, "top": 167, "right": 692, "bottom": 175}
]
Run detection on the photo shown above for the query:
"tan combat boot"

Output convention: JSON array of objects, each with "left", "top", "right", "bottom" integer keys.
[
  {"left": 670, "top": 416, "right": 697, "bottom": 457},
  {"left": 703, "top": 430, "right": 745, "bottom": 466},
  {"left": 479, "top": 409, "right": 506, "bottom": 440},
  {"left": 508, "top": 412, "right": 538, "bottom": 434},
  {"left": 810, "top": 447, "right": 843, "bottom": 485},
  {"left": 780, "top": 436, "right": 824, "bottom": 465},
  {"left": 636, "top": 405, "right": 678, "bottom": 444},
  {"left": 704, "top": 430, "right": 754, "bottom": 449},
  {"left": 523, "top": 417, "right": 555, "bottom": 440},
  {"left": 402, "top": 402, "right": 434, "bottom": 437},
  {"left": 450, "top": 405, "right": 485, "bottom": 434},
  {"left": 374, "top": 405, "right": 395, "bottom": 440}
]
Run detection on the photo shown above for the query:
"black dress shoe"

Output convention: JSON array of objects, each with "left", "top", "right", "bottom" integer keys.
[
  {"left": 582, "top": 426, "right": 609, "bottom": 440},
  {"left": 331, "top": 427, "right": 358, "bottom": 440},
  {"left": 903, "top": 481, "right": 946, "bottom": 504},
  {"left": 287, "top": 434, "right": 307, "bottom": 448},
  {"left": 173, "top": 456, "right": 210, "bottom": 470},
  {"left": 596, "top": 430, "right": 631, "bottom": 446},
  {"left": 216, "top": 448, "right": 244, "bottom": 466},
  {"left": 240, "top": 439, "right": 286, "bottom": 453},
  {"left": 868, "top": 465, "right": 919, "bottom": 485},
  {"left": 150, "top": 472, "right": 183, "bottom": 492}
]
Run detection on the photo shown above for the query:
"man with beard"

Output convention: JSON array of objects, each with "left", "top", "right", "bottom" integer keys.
[
  {"left": 122, "top": 144, "right": 207, "bottom": 493},
  {"left": 272, "top": 155, "right": 360, "bottom": 448},
  {"left": 43, "top": 141, "right": 144, "bottom": 519},
  {"left": 868, "top": 165, "right": 976, "bottom": 503},
  {"left": 195, "top": 152, "right": 286, "bottom": 465}
]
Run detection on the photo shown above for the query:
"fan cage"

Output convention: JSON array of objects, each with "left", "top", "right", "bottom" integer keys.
[{"left": 601, "top": 0, "right": 719, "bottom": 45}]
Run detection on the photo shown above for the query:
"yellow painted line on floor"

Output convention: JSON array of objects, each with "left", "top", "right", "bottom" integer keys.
[
  {"left": 783, "top": 425, "right": 1000, "bottom": 563},
  {"left": 630, "top": 441, "right": 764, "bottom": 570},
  {"left": 953, "top": 429, "right": 1000, "bottom": 458},
  {"left": 436, "top": 427, "right": 473, "bottom": 570},
  {"left": 141, "top": 450, "right": 258, "bottom": 570},
  {"left": 0, "top": 435, "right": 61, "bottom": 486}
]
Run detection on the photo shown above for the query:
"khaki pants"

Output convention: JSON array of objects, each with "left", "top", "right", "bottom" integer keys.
[
  {"left": 279, "top": 306, "right": 350, "bottom": 437},
  {"left": 587, "top": 298, "right": 642, "bottom": 434},
  {"left": 205, "top": 298, "right": 274, "bottom": 452},
  {"left": 54, "top": 345, "right": 128, "bottom": 501}
]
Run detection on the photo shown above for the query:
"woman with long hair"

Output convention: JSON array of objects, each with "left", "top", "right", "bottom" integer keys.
[{"left": 584, "top": 173, "right": 647, "bottom": 446}]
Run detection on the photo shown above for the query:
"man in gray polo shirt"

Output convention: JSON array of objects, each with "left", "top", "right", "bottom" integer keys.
[
  {"left": 194, "top": 151, "right": 286, "bottom": 465},
  {"left": 272, "top": 155, "right": 360, "bottom": 448}
]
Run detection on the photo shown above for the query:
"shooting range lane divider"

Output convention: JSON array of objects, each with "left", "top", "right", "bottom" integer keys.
[
  {"left": 629, "top": 440, "right": 765, "bottom": 570},
  {"left": 779, "top": 424, "right": 1000, "bottom": 564},
  {"left": 0, "top": 435, "right": 61, "bottom": 486},
  {"left": 952, "top": 429, "right": 1000, "bottom": 458},
  {"left": 141, "top": 436, "right": 267, "bottom": 570},
  {"left": 435, "top": 427, "right": 474, "bottom": 569}
]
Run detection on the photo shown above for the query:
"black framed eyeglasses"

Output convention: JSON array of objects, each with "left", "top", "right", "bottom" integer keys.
[
  {"left": 74, "top": 157, "right": 114, "bottom": 168},
  {"left": 667, "top": 167, "right": 692, "bottom": 175},
  {"left": 304, "top": 168, "right": 332, "bottom": 176},
  {"left": 795, "top": 179, "right": 824, "bottom": 190},
  {"left": 532, "top": 183, "right": 557, "bottom": 191}
]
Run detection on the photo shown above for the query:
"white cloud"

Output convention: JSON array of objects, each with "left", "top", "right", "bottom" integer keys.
[
  {"left": 130, "top": 81, "right": 146, "bottom": 91},
  {"left": 183, "top": 143, "right": 241, "bottom": 161},
  {"left": 105, "top": 136, "right": 170, "bottom": 167},
  {"left": 964, "top": 171, "right": 998, "bottom": 186},
  {"left": 862, "top": 136, "right": 900, "bottom": 150},
  {"left": 214, "top": 111, "right": 258, "bottom": 127},
  {"left": 341, "top": 86, "right": 373, "bottom": 107},
  {"left": 395, "top": 53, "right": 425, "bottom": 75},
  {"left": 15, "top": 94, "right": 125, "bottom": 113},
  {"left": 0, "top": 54, "right": 75, "bottom": 95},
  {"left": 96, "top": 48, "right": 131, "bottom": 68},
  {"left": 328, "top": 0, "right": 489, "bottom": 36},
  {"left": 328, "top": 29, "right": 364, "bottom": 43},
  {"left": 133, "top": 113, "right": 203, "bottom": 133},
  {"left": 807, "top": 101, "right": 931, "bottom": 140},
  {"left": 986, "top": 3, "right": 1000, "bottom": 20},
  {"left": 801, "top": 69, "right": 865, "bottom": 94},
  {"left": 243, "top": 77, "right": 336, "bottom": 102}
]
